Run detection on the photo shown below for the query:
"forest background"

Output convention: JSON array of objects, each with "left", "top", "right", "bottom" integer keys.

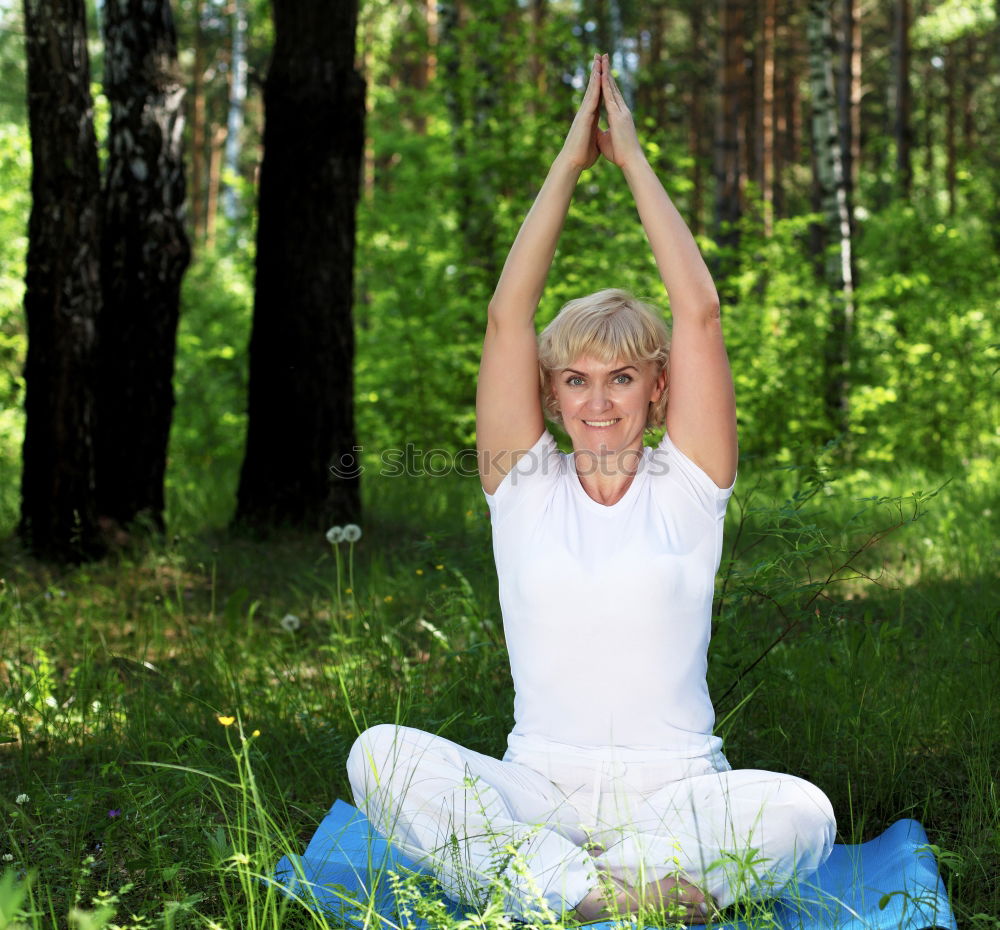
[{"left": 0, "top": 0, "right": 998, "bottom": 928}]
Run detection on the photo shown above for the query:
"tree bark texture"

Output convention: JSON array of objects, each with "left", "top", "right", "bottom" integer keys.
[
  {"left": 893, "top": 0, "right": 912, "bottom": 196},
  {"left": 97, "top": 0, "right": 191, "bottom": 532},
  {"left": 190, "top": 0, "right": 207, "bottom": 245},
  {"left": 235, "top": 0, "right": 365, "bottom": 531},
  {"left": 714, "top": 0, "right": 746, "bottom": 254},
  {"left": 807, "top": 0, "right": 855, "bottom": 437},
  {"left": 759, "top": 0, "right": 776, "bottom": 234},
  {"left": 20, "top": 0, "right": 103, "bottom": 560}
]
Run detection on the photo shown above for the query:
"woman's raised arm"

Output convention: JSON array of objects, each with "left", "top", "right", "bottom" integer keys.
[
  {"left": 476, "top": 56, "right": 603, "bottom": 495},
  {"left": 598, "top": 55, "right": 737, "bottom": 488}
]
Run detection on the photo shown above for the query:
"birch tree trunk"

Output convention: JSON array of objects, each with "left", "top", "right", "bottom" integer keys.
[
  {"left": 19, "top": 0, "right": 103, "bottom": 560},
  {"left": 235, "top": 0, "right": 365, "bottom": 530},
  {"left": 807, "top": 0, "right": 855, "bottom": 437},
  {"left": 222, "top": 0, "right": 248, "bottom": 222},
  {"left": 97, "top": 0, "right": 190, "bottom": 533}
]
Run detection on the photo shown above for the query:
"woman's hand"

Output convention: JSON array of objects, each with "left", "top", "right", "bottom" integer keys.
[
  {"left": 596, "top": 53, "right": 646, "bottom": 171},
  {"left": 558, "top": 54, "right": 602, "bottom": 171}
]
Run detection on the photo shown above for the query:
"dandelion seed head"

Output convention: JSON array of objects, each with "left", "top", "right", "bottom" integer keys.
[
  {"left": 342, "top": 524, "right": 362, "bottom": 543},
  {"left": 279, "top": 613, "right": 301, "bottom": 632},
  {"left": 326, "top": 526, "right": 344, "bottom": 544}
]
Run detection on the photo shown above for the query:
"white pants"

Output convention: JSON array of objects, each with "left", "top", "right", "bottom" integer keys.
[{"left": 347, "top": 725, "right": 835, "bottom": 919}]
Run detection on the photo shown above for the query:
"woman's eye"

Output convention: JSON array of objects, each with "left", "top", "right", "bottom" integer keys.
[
  {"left": 613, "top": 374, "right": 632, "bottom": 385},
  {"left": 566, "top": 376, "right": 584, "bottom": 387}
]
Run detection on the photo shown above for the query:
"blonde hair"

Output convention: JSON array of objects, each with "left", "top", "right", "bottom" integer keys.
[{"left": 537, "top": 288, "right": 671, "bottom": 428}]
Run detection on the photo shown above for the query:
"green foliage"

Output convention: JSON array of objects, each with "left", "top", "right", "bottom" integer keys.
[
  {"left": 853, "top": 203, "right": 999, "bottom": 466},
  {"left": 912, "top": 0, "right": 997, "bottom": 46},
  {"left": 0, "top": 120, "right": 30, "bottom": 534},
  {"left": 166, "top": 250, "right": 254, "bottom": 531}
]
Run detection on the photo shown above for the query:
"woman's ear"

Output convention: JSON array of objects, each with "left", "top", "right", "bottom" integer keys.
[{"left": 651, "top": 365, "right": 668, "bottom": 402}]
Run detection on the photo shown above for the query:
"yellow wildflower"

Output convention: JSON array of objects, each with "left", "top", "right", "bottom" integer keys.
[{"left": 217, "top": 715, "right": 235, "bottom": 727}]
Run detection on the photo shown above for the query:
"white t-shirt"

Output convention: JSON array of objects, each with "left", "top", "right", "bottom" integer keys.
[{"left": 484, "top": 430, "right": 734, "bottom": 763}]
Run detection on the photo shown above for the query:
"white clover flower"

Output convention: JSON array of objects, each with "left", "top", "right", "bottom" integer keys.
[
  {"left": 326, "top": 526, "right": 344, "bottom": 544},
  {"left": 342, "top": 524, "right": 362, "bottom": 543},
  {"left": 2, "top": 853, "right": 12, "bottom": 861},
  {"left": 279, "top": 613, "right": 301, "bottom": 633},
  {"left": 14, "top": 794, "right": 28, "bottom": 805}
]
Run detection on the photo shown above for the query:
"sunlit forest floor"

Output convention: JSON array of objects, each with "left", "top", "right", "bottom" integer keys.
[{"left": 1, "top": 455, "right": 997, "bottom": 928}]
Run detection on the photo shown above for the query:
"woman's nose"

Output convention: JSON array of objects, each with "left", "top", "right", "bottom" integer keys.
[{"left": 586, "top": 387, "right": 612, "bottom": 410}]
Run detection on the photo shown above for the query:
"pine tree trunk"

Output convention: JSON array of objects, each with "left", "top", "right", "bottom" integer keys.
[
  {"left": 807, "top": 0, "right": 855, "bottom": 437},
  {"left": 687, "top": 0, "right": 707, "bottom": 235},
  {"left": 945, "top": 47, "right": 957, "bottom": 216},
  {"left": 893, "top": 0, "right": 912, "bottom": 196},
  {"left": 759, "top": 0, "right": 776, "bottom": 235},
  {"left": 235, "top": 0, "right": 365, "bottom": 531},
  {"left": 190, "top": 0, "right": 207, "bottom": 246},
  {"left": 97, "top": 0, "right": 191, "bottom": 534},
  {"left": 19, "top": 0, "right": 103, "bottom": 560},
  {"left": 714, "top": 0, "right": 746, "bottom": 256}
]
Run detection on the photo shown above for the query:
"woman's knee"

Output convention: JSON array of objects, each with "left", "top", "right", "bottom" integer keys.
[
  {"left": 766, "top": 775, "right": 837, "bottom": 874},
  {"left": 347, "top": 724, "right": 405, "bottom": 801},
  {"left": 776, "top": 776, "right": 836, "bottom": 869}
]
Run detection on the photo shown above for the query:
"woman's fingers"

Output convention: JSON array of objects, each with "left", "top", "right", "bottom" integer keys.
[
  {"left": 601, "top": 53, "right": 627, "bottom": 112},
  {"left": 582, "top": 54, "right": 601, "bottom": 109}
]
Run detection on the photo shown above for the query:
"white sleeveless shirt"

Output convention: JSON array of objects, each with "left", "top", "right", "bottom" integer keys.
[{"left": 484, "top": 430, "right": 734, "bottom": 763}]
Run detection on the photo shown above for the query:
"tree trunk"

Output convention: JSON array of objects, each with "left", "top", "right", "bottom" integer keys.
[
  {"left": 687, "top": 0, "right": 708, "bottom": 235},
  {"left": 206, "top": 122, "right": 226, "bottom": 249},
  {"left": 223, "top": 0, "right": 248, "bottom": 222},
  {"left": 20, "top": 0, "right": 103, "bottom": 560},
  {"left": 837, "top": 0, "right": 860, "bottom": 224},
  {"left": 893, "top": 0, "right": 912, "bottom": 196},
  {"left": 714, "top": 0, "right": 746, "bottom": 256},
  {"left": 759, "top": 0, "right": 776, "bottom": 235},
  {"left": 97, "top": 0, "right": 191, "bottom": 534},
  {"left": 235, "top": 0, "right": 364, "bottom": 531},
  {"left": 807, "top": 0, "right": 855, "bottom": 438},
  {"left": 190, "top": 0, "right": 207, "bottom": 246},
  {"left": 944, "top": 47, "right": 957, "bottom": 216}
]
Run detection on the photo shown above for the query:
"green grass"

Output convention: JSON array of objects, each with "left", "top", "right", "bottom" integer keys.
[{"left": 0, "top": 458, "right": 997, "bottom": 928}]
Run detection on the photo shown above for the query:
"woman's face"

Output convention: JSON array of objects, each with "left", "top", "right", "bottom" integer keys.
[{"left": 550, "top": 355, "right": 666, "bottom": 459}]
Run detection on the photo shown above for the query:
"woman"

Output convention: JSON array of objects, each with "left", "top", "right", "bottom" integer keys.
[{"left": 348, "top": 54, "right": 835, "bottom": 923}]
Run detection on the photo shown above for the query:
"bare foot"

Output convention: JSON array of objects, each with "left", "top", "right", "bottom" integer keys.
[{"left": 574, "top": 872, "right": 713, "bottom": 924}]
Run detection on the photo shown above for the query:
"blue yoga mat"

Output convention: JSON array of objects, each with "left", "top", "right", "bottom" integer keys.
[{"left": 272, "top": 800, "right": 957, "bottom": 929}]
